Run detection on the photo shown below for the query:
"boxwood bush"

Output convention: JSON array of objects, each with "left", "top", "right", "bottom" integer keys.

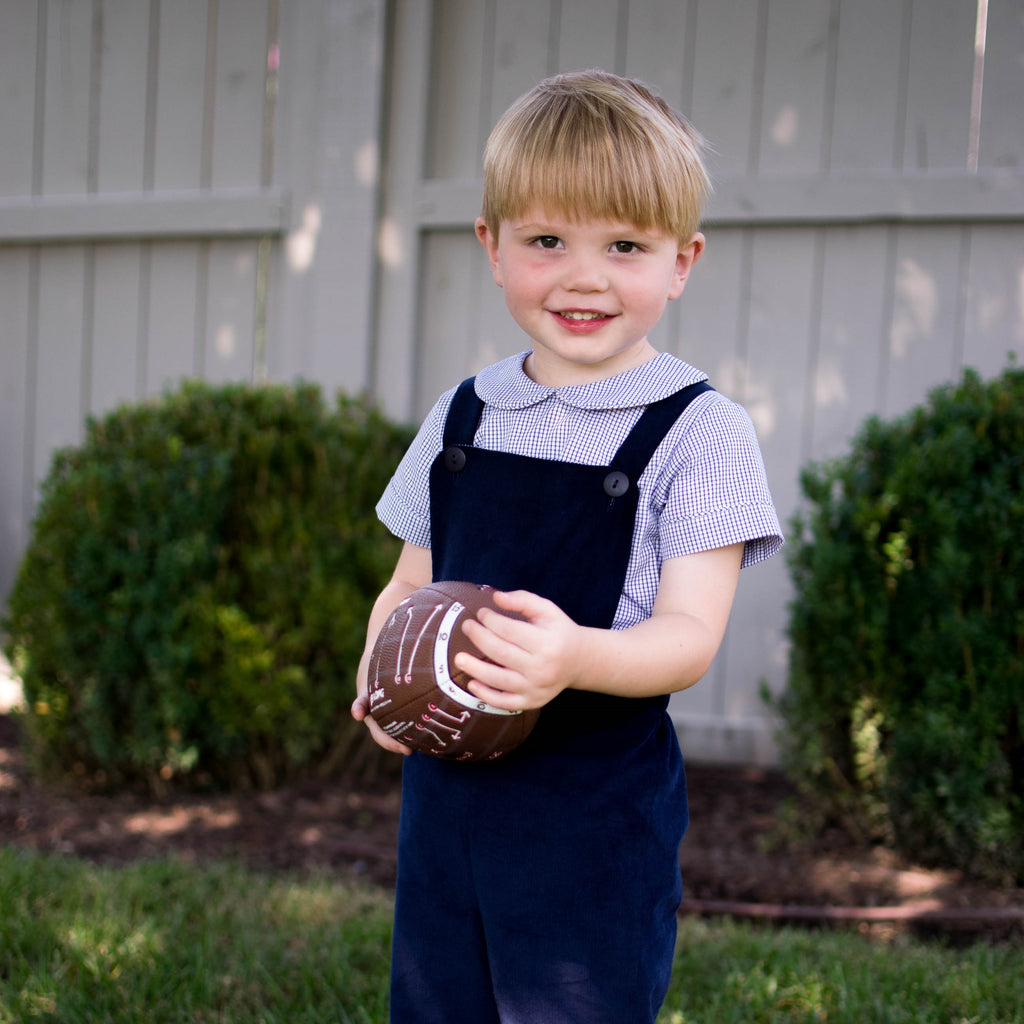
[
  {"left": 2, "top": 381, "right": 413, "bottom": 792},
  {"left": 777, "top": 364, "right": 1023, "bottom": 884}
]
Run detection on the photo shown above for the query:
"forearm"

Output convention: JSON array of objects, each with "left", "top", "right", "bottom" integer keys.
[
  {"left": 355, "top": 542, "right": 432, "bottom": 699},
  {"left": 458, "top": 544, "right": 743, "bottom": 712},
  {"left": 568, "top": 612, "right": 722, "bottom": 699}
]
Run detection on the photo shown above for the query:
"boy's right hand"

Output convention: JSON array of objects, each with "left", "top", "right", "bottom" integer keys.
[
  {"left": 351, "top": 688, "right": 413, "bottom": 756},
  {"left": 353, "top": 541, "right": 432, "bottom": 757}
]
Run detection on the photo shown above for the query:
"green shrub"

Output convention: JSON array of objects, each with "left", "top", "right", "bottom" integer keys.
[
  {"left": 776, "top": 364, "right": 1024, "bottom": 884},
  {"left": 2, "top": 381, "right": 413, "bottom": 791}
]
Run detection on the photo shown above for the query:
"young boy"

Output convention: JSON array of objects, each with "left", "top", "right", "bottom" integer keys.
[{"left": 352, "top": 69, "right": 783, "bottom": 1023}]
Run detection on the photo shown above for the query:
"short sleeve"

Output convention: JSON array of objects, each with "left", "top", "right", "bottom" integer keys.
[
  {"left": 375, "top": 388, "right": 456, "bottom": 548},
  {"left": 655, "top": 395, "right": 783, "bottom": 569}
]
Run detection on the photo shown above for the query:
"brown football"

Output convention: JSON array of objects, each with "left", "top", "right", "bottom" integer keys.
[{"left": 367, "top": 581, "right": 539, "bottom": 761}]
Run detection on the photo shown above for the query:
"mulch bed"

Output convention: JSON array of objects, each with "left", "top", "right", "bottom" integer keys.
[{"left": 2, "top": 714, "right": 1021, "bottom": 941}]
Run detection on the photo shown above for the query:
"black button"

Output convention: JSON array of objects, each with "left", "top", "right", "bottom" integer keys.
[
  {"left": 603, "top": 470, "right": 629, "bottom": 496},
  {"left": 443, "top": 446, "right": 467, "bottom": 472}
]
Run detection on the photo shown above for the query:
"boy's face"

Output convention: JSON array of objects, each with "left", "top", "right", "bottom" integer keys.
[{"left": 476, "top": 209, "right": 703, "bottom": 387}]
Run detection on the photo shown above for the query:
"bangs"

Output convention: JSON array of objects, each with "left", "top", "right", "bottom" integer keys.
[{"left": 481, "top": 72, "right": 710, "bottom": 241}]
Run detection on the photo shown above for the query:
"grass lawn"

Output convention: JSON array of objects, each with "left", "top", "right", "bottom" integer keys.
[{"left": 1, "top": 847, "right": 1021, "bottom": 1023}]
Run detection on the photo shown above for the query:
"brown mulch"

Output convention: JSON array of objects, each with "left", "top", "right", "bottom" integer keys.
[{"left": 1, "top": 714, "right": 1021, "bottom": 941}]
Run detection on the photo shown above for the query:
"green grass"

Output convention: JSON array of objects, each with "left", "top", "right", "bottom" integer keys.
[{"left": 1, "top": 848, "right": 1021, "bottom": 1023}]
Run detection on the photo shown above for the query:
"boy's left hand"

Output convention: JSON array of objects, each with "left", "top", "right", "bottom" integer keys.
[{"left": 455, "top": 590, "right": 581, "bottom": 712}]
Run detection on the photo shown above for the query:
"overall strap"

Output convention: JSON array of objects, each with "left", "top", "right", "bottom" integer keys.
[
  {"left": 609, "top": 380, "right": 713, "bottom": 484},
  {"left": 442, "top": 377, "right": 484, "bottom": 448}
]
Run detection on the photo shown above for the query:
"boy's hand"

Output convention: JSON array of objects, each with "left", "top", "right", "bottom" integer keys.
[
  {"left": 350, "top": 687, "right": 413, "bottom": 756},
  {"left": 455, "top": 589, "right": 583, "bottom": 711},
  {"left": 350, "top": 542, "right": 433, "bottom": 758}
]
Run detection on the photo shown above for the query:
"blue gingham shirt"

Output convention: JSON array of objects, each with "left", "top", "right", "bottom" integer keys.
[{"left": 377, "top": 351, "right": 783, "bottom": 629}]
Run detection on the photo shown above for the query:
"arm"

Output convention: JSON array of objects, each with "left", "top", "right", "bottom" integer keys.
[
  {"left": 351, "top": 541, "right": 433, "bottom": 754},
  {"left": 456, "top": 542, "right": 744, "bottom": 709}
]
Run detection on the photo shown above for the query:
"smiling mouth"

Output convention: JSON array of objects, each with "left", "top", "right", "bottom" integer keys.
[{"left": 558, "top": 311, "right": 609, "bottom": 320}]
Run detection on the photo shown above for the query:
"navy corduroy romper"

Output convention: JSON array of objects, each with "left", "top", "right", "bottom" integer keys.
[{"left": 388, "top": 376, "right": 711, "bottom": 1024}]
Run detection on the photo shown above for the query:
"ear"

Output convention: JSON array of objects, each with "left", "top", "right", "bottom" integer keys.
[
  {"left": 668, "top": 232, "right": 705, "bottom": 300},
  {"left": 475, "top": 217, "right": 503, "bottom": 287}
]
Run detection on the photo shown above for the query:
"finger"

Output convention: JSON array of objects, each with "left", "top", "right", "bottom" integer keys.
[
  {"left": 462, "top": 614, "right": 529, "bottom": 669},
  {"left": 351, "top": 693, "right": 370, "bottom": 721},
  {"left": 454, "top": 649, "right": 522, "bottom": 692},
  {"left": 364, "top": 716, "right": 413, "bottom": 755},
  {"left": 490, "top": 588, "right": 551, "bottom": 620},
  {"left": 466, "top": 677, "right": 528, "bottom": 712}
]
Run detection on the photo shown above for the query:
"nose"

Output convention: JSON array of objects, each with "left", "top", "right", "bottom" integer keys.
[{"left": 561, "top": 251, "right": 608, "bottom": 293}]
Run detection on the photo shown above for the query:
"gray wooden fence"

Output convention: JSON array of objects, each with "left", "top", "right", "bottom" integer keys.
[{"left": 2, "top": 0, "right": 1022, "bottom": 763}]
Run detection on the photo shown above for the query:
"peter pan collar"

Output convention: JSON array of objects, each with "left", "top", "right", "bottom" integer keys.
[{"left": 474, "top": 350, "right": 709, "bottom": 411}]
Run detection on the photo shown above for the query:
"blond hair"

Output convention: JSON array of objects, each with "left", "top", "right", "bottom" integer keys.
[{"left": 481, "top": 69, "right": 710, "bottom": 242}]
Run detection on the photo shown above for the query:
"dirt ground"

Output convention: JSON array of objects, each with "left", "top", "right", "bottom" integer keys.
[{"left": 1, "top": 713, "right": 1021, "bottom": 942}]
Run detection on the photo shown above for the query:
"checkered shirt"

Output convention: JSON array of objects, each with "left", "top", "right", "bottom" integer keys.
[{"left": 377, "top": 350, "right": 784, "bottom": 629}]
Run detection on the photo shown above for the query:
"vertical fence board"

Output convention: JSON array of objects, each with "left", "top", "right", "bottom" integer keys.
[
  {"left": 270, "top": 0, "right": 386, "bottom": 396},
  {"left": 145, "top": 243, "right": 202, "bottom": 394},
  {"left": 0, "top": 252, "right": 32, "bottom": 603},
  {"left": 418, "top": 231, "right": 484, "bottom": 410},
  {"left": 808, "top": 226, "right": 892, "bottom": 460},
  {"left": 427, "top": 0, "right": 490, "bottom": 180},
  {"left": 152, "top": 0, "right": 209, "bottom": 189},
  {"left": 901, "top": 0, "right": 976, "bottom": 170},
  {"left": 202, "top": 241, "right": 257, "bottom": 383},
  {"left": 622, "top": 0, "right": 694, "bottom": 106},
  {"left": 689, "top": 0, "right": 762, "bottom": 178},
  {"left": 373, "top": 0, "right": 434, "bottom": 417},
  {"left": 882, "top": 225, "right": 965, "bottom": 416},
  {"left": 756, "top": 0, "right": 833, "bottom": 173},
  {"left": 40, "top": 0, "right": 93, "bottom": 195},
  {"left": 209, "top": 0, "right": 269, "bottom": 189},
  {"left": 979, "top": 0, "right": 1024, "bottom": 171},
  {"left": 829, "top": 0, "right": 907, "bottom": 170},
  {"left": 34, "top": 247, "right": 86, "bottom": 479},
  {"left": 91, "top": 244, "right": 143, "bottom": 412},
  {"left": 96, "top": 0, "right": 151, "bottom": 192},
  {"left": 555, "top": 0, "right": 620, "bottom": 72},
  {"left": 962, "top": 224, "right": 1024, "bottom": 378},
  {"left": 489, "top": 0, "right": 553, "bottom": 125},
  {"left": 0, "top": 2, "right": 39, "bottom": 193}
]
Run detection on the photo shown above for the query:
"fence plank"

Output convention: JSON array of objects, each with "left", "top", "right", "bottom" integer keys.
[
  {"left": 96, "top": 0, "right": 151, "bottom": 192},
  {"left": 0, "top": 251, "right": 32, "bottom": 603},
  {"left": 427, "top": 0, "right": 490, "bottom": 180},
  {"left": 91, "top": 244, "right": 143, "bottom": 412},
  {"left": 829, "top": 0, "right": 907, "bottom": 171},
  {"left": 882, "top": 224, "right": 966, "bottom": 416},
  {"left": 689, "top": 0, "right": 762, "bottom": 179},
  {"left": 373, "top": 0, "right": 434, "bottom": 418},
  {"left": 556, "top": 0, "right": 620, "bottom": 72},
  {"left": 34, "top": 247, "right": 86, "bottom": 479},
  {"left": 152, "top": 0, "right": 209, "bottom": 190},
  {"left": 489, "top": 0, "right": 552, "bottom": 125},
  {"left": 622, "top": 0, "right": 694, "bottom": 108},
  {"left": 202, "top": 240, "right": 257, "bottom": 382},
  {"left": 901, "top": 0, "right": 976, "bottom": 170},
  {"left": 0, "top": 2, "right": 39, "bottom": 194},
  {"left": 807, "top": 226, "right": 892, "bottom": 460},
  {"left": 962, "top": 224, "right": 1024, "bottom": 377},
  {"left": 144, "top": 242, "right": 203, "bottom": 394},
  {"left": 209, "top": 0, "right": 270, "bottom": 189},
  {"left": 756, "top": 0, "right": 833, "bottom": 173},
  {"left": 979, "top": 0, "right": 1024, "bottom": 171},
  {"left": 40, "top": 0, "right": 93, "bottom": 195}
]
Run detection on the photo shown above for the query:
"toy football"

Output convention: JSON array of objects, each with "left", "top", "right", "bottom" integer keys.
[{"left": 367, "top": 581, "right": 539, "bottom": 761}]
